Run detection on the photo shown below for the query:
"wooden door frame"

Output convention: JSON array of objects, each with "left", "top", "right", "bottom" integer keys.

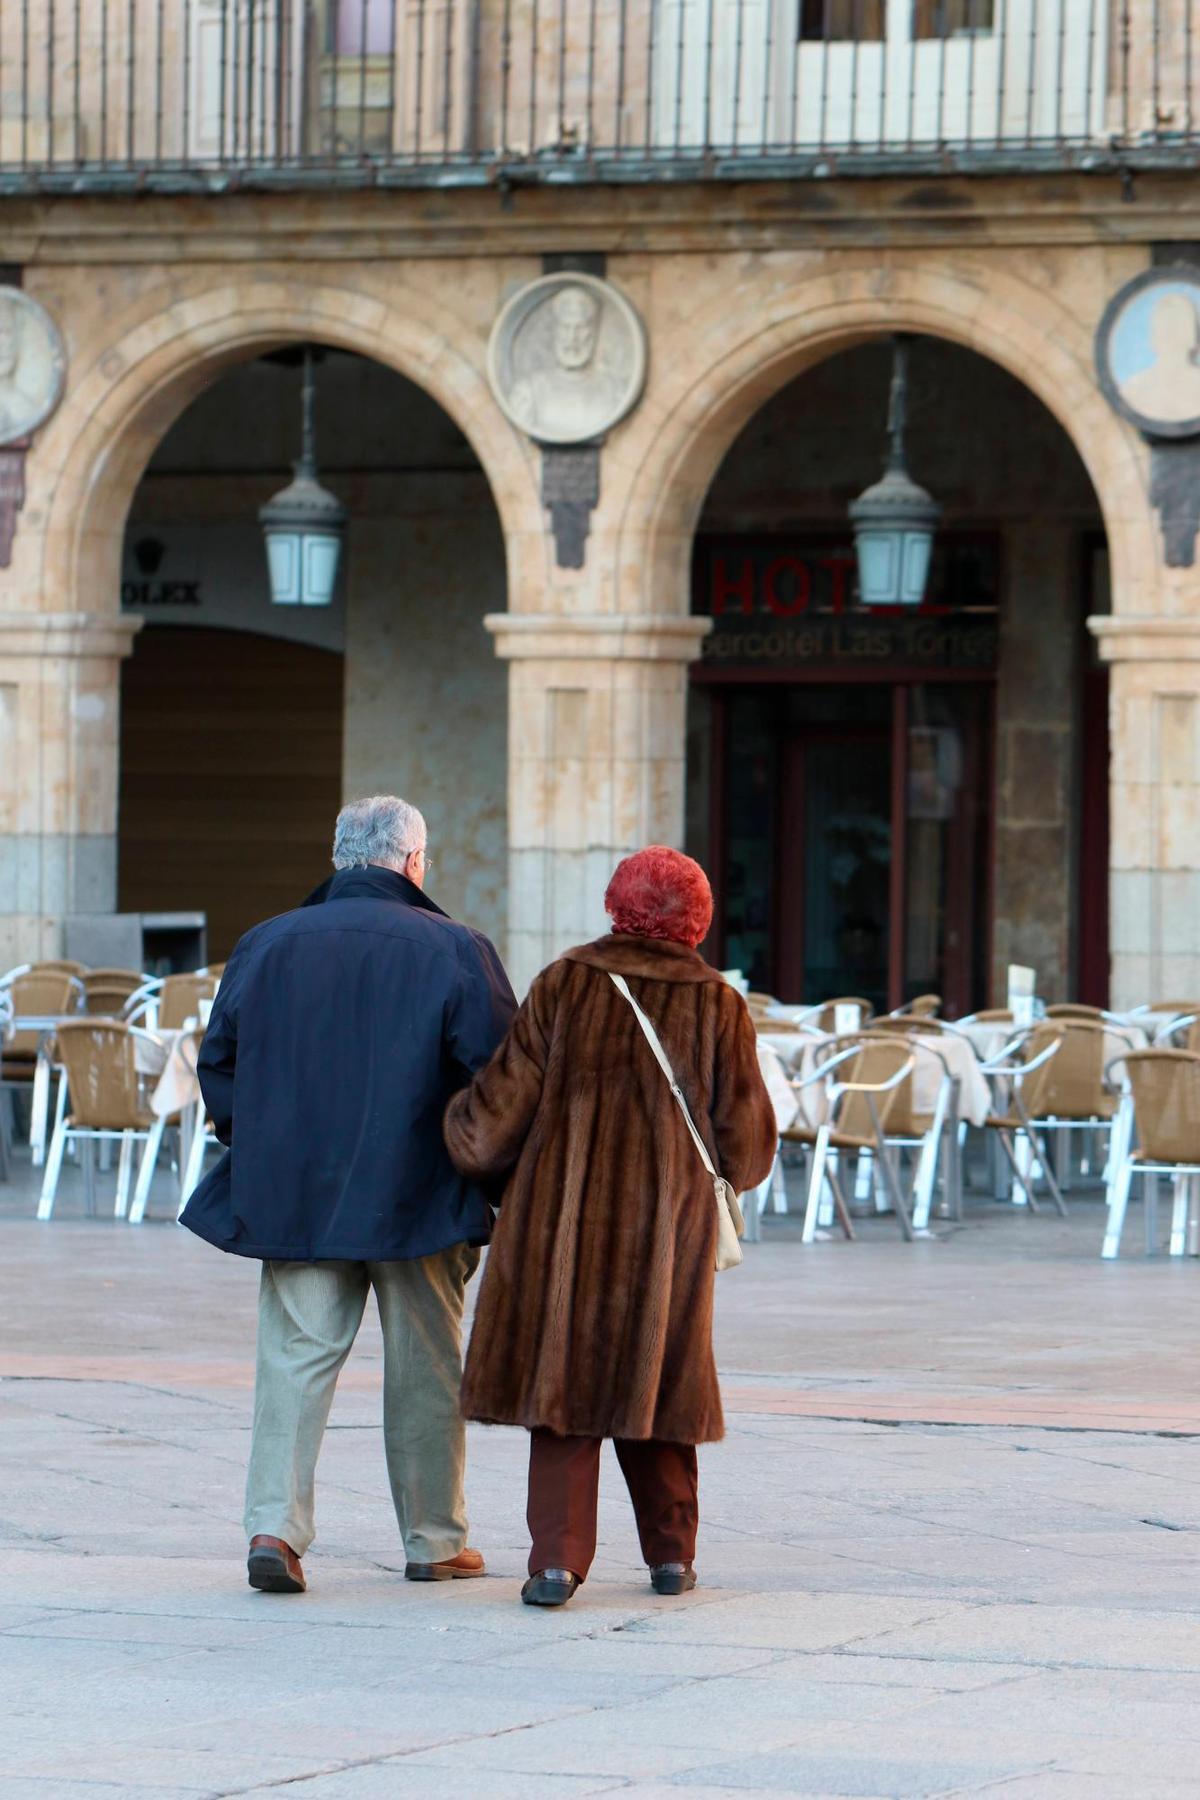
[
  {"left": 776, "top": 721, "right": 891, "bottom": 1004},
  {"left": 702, "top": 665, "right": 997, "bottom": 1010}
]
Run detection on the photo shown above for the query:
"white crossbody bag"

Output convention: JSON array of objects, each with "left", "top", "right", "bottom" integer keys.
[{"left": 610, "top": 973, "right": 744, "bottom": 1272}]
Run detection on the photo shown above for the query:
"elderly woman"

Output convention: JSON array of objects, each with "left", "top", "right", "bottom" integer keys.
[{"left": 443, "top": 846, "right": 776, "bottom": 1607}]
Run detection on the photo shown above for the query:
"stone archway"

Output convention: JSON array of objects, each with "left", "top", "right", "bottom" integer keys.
[
  {"left": 606, "top": 256, "right": 1154, "bottom": 624},
  {"left": 583, "top": 253, "right": 1183, "bottom": 1007},
  {"left": 2, "top": 271, "right": 542, "bottom": 967},
  {"left": 30, "top": 274, "right": 542, "bottom": 622},
  {"left": 481, "top": 251, "right": 1165, "bottom": 990}
]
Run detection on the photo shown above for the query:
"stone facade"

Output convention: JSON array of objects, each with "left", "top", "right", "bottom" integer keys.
[{"left": 2, "top": 172, "right": 1200, "bottom": 999}]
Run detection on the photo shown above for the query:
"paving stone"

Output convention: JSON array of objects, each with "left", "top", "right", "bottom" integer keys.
[
  {"left": 294, "top": 1766, "right": 627, "bottom": 1798},
  {"left": 3, "top": 1182, "right": 1200, "bottom": 1797},
  {"left": 0, "top": 1784, "right": 209, "bottom": 1800}
]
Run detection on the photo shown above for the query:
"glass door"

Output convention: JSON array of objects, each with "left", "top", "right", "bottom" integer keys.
[
  {"left": 713, "top": 678, "right": 992, "bottom": 1014},
  {"left": 777, "top": 721, "right": 892, "bottom": 1011},
  {"left": 899, "top": 682, "right": 991, "bottom": 1013}
]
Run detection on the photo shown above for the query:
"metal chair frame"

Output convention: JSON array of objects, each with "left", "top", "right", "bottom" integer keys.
[
  {"left": 979, "top": 1031, "right": 1068, "bottom": 1215},
  {"left": 829, "top": 1029, "right": 962, "bottom": 1230},
  {"left": 0, "top": 990, "right": 12, "bottom": 1182},
  {"left": 2, "top": 974, "right": 86, "bottom": 1165},
  {"left": 791, "top": 997, "right": 874, "bottom": 1034},
  {"left": 796, "top": 1046, "right": 918, "bottom": 1244},
  {"left": 122, "top": 979, "right": 165, "bottom": 1028}
]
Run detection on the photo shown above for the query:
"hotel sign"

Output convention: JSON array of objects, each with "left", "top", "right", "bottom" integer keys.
[{"left": 695, "top": 536, "right": 999, "bottom": 670}]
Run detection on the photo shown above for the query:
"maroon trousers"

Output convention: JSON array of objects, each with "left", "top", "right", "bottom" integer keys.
[{"left": 527, "top": 1428, "right": 699, "bottom": 1580}]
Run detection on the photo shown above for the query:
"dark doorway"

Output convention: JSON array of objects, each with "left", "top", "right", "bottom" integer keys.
[
  {"left": 709, "top": 678, "right": 992, "bottom": 1015},
  {"left": 118, "top": 627, "right": 344, "bottom": 960}
]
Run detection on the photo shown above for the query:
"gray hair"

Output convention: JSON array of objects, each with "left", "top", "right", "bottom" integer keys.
[{"left": 332, "top": 795, "right": 426, "bottom": 872}]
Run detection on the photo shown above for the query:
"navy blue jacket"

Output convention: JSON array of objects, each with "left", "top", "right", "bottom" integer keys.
[{"left": 179, "top": 865, "right": 517, "bottom": 1262}]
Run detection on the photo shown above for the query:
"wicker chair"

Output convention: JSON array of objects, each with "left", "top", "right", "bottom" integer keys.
[
  {"left": 37, "top": 1020, "right": 167, "bottom": 1222},
  {"left": 1102, "top": 1049, "right": 1200, "bottom": 1259},
  {"left": 156, "top": 974, "right": 219, "bottom": 1032},
  {"left": 1, "top": 969, "right": 85, "bottom": 1165},
  {"left": 82, "top": 969, "right": 148, "bottom": 1017},
  {"left": 871, "top": 1015, "right": 950, "bottom": 1038},
  {"left": 892, "top": 993, "right": 941, "bottom": 1019},
  {"left": 126, "top": 973, "right": 218, "bottom": 1032},
  {"left": 794, "top": 996, "right": 875, "bottom": 1034},
  {"left": 786, "top": 1039, "right": 917, "bottom": 1243},
  {"left": 981, "top": 1025, "right": 1070, "bottom": 1215},
  {"left": 846, "top": 1026, "right": 961, "bottom": 1226},
  {"left": 1023, "top": 1020, "right": 1121, "bottom": 1191}
]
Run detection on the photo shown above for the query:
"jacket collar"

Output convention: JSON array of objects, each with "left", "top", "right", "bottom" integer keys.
[
  {"left": 560, "top": 932, "right": 722, "bottom": 985},
  {"left": 306, "top": 865, "right": 451, "bottom": 918}
]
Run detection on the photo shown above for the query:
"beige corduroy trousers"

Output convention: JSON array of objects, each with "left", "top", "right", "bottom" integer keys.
[{"left": 243, "top": 1245, "right": 480, "bottom": 1562}]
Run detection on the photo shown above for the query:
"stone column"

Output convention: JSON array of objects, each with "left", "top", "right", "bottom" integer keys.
[
  {"left": 992, "top": 524, "right": 1079, "bottom": 1002},
  {"left": 0, "top": 612, "right": 139, "bottom": 969},
  {"left": 1093, "top": 617, "right": 1200, "bottom": 1008},
  {"left": 484, "top": 613, "right": 711, "bottom": 994}
]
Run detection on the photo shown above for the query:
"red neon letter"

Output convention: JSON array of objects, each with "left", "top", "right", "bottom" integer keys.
[
  {"left": 712, "top": 556, "right": 754, "bottom": 616},
  {"left": 819, "top": 555, "right": 855, "bottom": 615},
  {"left": 763, "top": 556, "right": 810, "bottom": 617}
]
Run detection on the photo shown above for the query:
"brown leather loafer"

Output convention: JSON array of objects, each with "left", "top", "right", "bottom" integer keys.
[
  {"left": 404, "top": 1546, "right": 486, "bottom": 1582},
  {"left": 247, "top": 1535, "right": 306, "bottom": 1594}
]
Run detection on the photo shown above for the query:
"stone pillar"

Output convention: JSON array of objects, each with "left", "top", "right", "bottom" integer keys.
[
  {"left": 991, "top": 524, "right": 1079, "bottom": 1002},
  {"left": 484, "top": 613, "right": 711, "bottom": 994},
  {"left": 1093, "top": 617, "right": 1200, "bottom": 1008},
  {"left": 0, "top": 613, "right": 139, "bottom": 969}
]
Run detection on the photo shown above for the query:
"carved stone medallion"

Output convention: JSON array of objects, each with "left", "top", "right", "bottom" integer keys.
[
  {"left": 487, "top": 273, "right": 647, "bottom": 446},
  {"left": 0, "top": 287, "right": 66, "bottom": 446},
  {"left": 1096, "top": 265, "right": 1200, "bottom": 440}
]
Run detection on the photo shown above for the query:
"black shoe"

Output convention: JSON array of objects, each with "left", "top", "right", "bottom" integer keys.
[
  {"left": 521, "top": 1568, "right": 580, "bottom": 1607},
  {"left": 650, "top": 1562, "right": 697, "bottom": 1595}
]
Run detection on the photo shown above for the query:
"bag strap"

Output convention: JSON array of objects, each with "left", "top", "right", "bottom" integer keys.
[{"left": 609, "top": 972, "right": 719, "bottom": 1181}]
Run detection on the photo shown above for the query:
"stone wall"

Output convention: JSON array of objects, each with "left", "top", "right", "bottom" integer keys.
[
  {"left": 341, "top": 477, "right": 507, "bottom": 942},
  {"left": 3, "top": 180, "right": 1192, "bottom": 996}
]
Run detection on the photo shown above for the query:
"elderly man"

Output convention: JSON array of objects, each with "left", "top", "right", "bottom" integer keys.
[{"left": 181, "top": 796, "right": 516, "bottom": 1595}]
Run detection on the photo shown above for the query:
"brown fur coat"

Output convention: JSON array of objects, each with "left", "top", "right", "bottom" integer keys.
[{"left": 443, "top": 934, "right": 777, "bottom": 1444}]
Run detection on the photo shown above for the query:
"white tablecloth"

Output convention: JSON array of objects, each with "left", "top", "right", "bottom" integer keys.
[
  {"left": 908, "top": 1033, "right": 994, "bottom": 1127},
  {"left": 756, "top": 1042, "right": 799, "bottom": 1133},
  {"left": 766, "top": 1027, "right": 993, "bottom": 1130},
  {"left": 135, "top": 1028, "right": 204, "bottom": 1118},
  {"left": 756, "top": 1030, "right": 800, "bottom": 1068},
  {"left": 786, "top": 1035, "right": 840, "bottom": 1129},
  {"left": 957, "top": 1020, "right": 1017, "bottom": 1064}
]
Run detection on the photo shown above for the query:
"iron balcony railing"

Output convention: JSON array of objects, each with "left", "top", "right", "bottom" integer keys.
[{"left": 0, "top": 2, "right": 1198, "bottom": 192}]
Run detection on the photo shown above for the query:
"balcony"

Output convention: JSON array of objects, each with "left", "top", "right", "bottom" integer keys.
[{"left": 0, "top": 1, "right": 1197, "bottom": 193}]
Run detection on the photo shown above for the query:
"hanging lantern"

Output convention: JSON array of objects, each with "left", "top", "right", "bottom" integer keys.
[
  {"left": 260, "top": 346, "right": 347, "bottom": 606},
  {"left": 849, "top": 337, "right": 940, "bottom": 608}
]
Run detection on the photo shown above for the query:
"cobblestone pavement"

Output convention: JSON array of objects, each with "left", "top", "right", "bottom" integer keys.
[{"left": 2, "top": 1150, "right": 1198, "bottom": 1799}]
